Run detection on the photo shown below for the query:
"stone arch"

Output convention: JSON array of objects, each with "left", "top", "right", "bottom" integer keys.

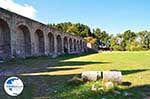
[
  {"left": 16, "top": 25, "right": 31, "bottom": 57},
  {"left": 56, "top": 35, "right": 62, "bottom": 54},
  {"left": 74, "top": 39, "right": 77, "bottom": 52},
  {"left": 64, "top": 36, "right": 68, "bottom": 53},
  {"left": 69, "top": 38, "right": 73, "bottom": 53},
  {"left": 48, "top": 32, "right": 54, "bottom": 54},
  {"left": 35, "top": 29, "right": 45, "bottom": 55},
  {"left": 0, "top": 19, "right": 11, "bottom": 59}
]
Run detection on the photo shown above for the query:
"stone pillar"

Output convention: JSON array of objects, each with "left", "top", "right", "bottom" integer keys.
[
  {"left": 81, "top": 41, "right": 84, "bottom": 52},
  {"left": 53, "top": 34, "right": 58, "bottom": 57},
  {"left": 68, "top": 38, "right": 71, "bottom": 54},
  {"left": 10, "top": 19, "right": 17, "bottom": 58},
  {"left": 44, "top": 32, "right": 49, "bottom": 56},
  {"left": 77, "top": 41, "right": 79, "bottom": 53},
  {"left": 74, "top": 40, "right": 76, "bottom": 53},
  {"left": 62, "top": 36, "right": 64, "bottom": 54},
  {"left": 30, "top": 28, "right": 37, "bottom": 56},
  {"left": 79, "top": 40, "right": 82, "bottom": 53},
  {"left": 79, "top": 41, "right": 81, "bottom": 53},
  {"left": 72, "top": 39, "right": 75, "bottom": 54}
]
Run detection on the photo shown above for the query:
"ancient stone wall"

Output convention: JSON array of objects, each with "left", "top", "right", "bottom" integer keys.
[{"left": 0, "top": 7, "right": 86, "bottom": 59}]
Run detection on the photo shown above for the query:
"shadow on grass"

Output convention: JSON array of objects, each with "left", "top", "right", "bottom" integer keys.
[
  {"left": 57, "top": 52, "right": 98, "bottom": 61},
  {"left": 111, "top": 69, "right": 150, "bottom": 75},
  {"left": 14, "top": 61, "right": 109, "bottom": 75},
  {"left": 55, "top": 61, "right": 110, "bottom": 66},
  {"left": 25, "top": 67, "right": 82, "bottom": 74},
  {"left": 0, "top": 52, "right": 99, "bottom": 68},
  {"left": 0, "top": 52, "right": 110, "bottom": 75},
  {"left": 121, "top": 69, "right": 150, "bottom": 75}
]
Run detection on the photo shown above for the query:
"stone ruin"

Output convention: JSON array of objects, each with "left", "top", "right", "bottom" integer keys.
[
  {"left": 81, "top": 71, "right": 122, "bottom": 84},
  {"left": 0, "top": 7, "right": 88, "bottom": 60}
]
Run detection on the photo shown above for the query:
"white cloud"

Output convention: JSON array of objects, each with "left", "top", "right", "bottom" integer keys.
[{"left": 0, "top": 0, "right": 36, "bottom": 19}]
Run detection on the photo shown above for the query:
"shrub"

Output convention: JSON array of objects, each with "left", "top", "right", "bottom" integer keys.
[
  {"left": 67, "top": 76, "right": 84, "bottom": 86},
  {"left": 126, "top": 40, "right": 142, "bottom": 51},
  {"left": 113, "top": 45, "right": 124, "bottom": 51}
]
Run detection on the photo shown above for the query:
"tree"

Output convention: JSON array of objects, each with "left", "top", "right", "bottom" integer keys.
[
  {"left": 48, "top": 22, "right": 150, "bottom": 51},
  {"left": 84, "top": 37, "right": 97, "bottom": 44},
  {"left": 138, "top": 31, "right": 150, "bottom": 49},
  {"left": 48, "top": 22, "right": 92, "bottom": 37},
  {"left": 94, "top": 28, "right": 101, "bottom": 39},
  {"left": 143, "top": 31, "right": 150, "bottom": 49},
  {"left": 120, "top": 30, "right": 136, "bottom": 50},
  {"left": 122, "top": 30, "right": 136, "bottom": 42},
  {"left": 110, "top": 36, "right": 124, "bottom": 51},
  {"left": 67, "top": 24, "right": 78, "bottom": 35},
  {"left": 126, "top": 40, "right": 141, "bottom": 51},
  {"left": 93, "top": 29, "right": 110, "bottom": 47}
]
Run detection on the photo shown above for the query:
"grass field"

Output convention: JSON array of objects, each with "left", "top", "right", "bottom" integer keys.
[{"left": 0, "top": 51, "right": 150, "bottom": 99}]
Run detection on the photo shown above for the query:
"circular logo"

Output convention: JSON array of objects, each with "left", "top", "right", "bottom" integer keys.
[{"left": 4, "top": 77, "right": 24, "bottom": 96}]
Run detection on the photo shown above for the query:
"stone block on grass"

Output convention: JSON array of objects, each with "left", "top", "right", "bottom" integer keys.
[
  {"left": 103, "top": 71, "right": 122, "bottom": 84},
  {"left": 81, "top": 71, "right": 102, "bottom": 81}
]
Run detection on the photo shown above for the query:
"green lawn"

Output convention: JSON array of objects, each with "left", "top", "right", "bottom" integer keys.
[{"left": 0, "top": 51, "right": 150, "bottom": 99}]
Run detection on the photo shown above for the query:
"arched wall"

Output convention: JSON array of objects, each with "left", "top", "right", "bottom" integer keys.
[
  {"left": 0, "top": 19, "right": 11, "bottom": 59},
  {"left": 0, "top": 8, "right": 86, "bottom": 59}
]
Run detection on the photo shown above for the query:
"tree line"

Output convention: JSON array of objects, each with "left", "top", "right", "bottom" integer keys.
[{"left": 48, "top": 22, "right": 150, "bottom": 51}]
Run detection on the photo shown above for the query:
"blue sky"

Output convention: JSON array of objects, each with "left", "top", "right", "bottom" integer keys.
[{"left": 6, "top": 0, "right": 150, "bottom": 34}]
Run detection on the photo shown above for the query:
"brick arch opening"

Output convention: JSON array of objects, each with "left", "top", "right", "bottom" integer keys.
[
  {"left": 16, "top": 25, "right": 31, "bottom": 57},
  {"left": 56, "top": 35, "right": 62, "bottom": 54},
  {"left": 64, "top": 36, "right": 68, "bottom": 53},
  {"left": 0, "top": 19, "right": 11, "bottom": 59},
  {"left": 48, "top": 32, "right": 54, "bottom": 54},
  {"left": 69, "top": 38, "right": 73, "bottom": 53},
  {"left": 35, "top": 29, "right": 45, "bottom": 55},
  {"left": 74, "top": 39, "right": 76, "bottom": 52}
]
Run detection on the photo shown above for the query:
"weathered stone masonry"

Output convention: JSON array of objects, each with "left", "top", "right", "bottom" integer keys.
[{"left": 0, "top": 7, "right": 87, "bottom": 60}]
